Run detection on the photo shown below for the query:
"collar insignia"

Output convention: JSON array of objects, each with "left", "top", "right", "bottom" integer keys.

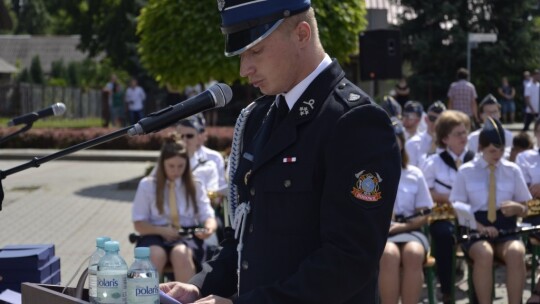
[{"left": 299, "top": 99, "right": 315, "bottom": 116}]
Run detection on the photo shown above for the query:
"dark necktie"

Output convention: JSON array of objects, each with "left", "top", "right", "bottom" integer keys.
[{"left": 273, "top": 95, "right": 289, "bottom": 130}]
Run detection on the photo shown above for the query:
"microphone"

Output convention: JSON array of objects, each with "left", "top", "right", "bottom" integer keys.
[
  {"left": 128, "top": 83, "right": 233, "bottom": 136},
  {"left": 7, "top": 103, "right": 67, "bottom": 126}
]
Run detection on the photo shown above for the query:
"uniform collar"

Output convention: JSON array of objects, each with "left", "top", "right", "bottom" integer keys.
[
  {"left": 281, "top": 54, "right": 332, "bottom": 109},
  {"left": 478, "top": 156, "right": 500, "bottom": 169},
  {"left": 447, "top": 149, "right": 466, "bottom": 162}
]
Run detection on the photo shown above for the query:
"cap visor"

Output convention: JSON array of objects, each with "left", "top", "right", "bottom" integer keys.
[{"left": 224, "top": 19, "right": 283, "bottom": 56}]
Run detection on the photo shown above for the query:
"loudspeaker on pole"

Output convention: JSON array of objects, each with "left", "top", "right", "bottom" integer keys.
[{"left": 359, "top": 30, "right": 402, "bottom": 81}]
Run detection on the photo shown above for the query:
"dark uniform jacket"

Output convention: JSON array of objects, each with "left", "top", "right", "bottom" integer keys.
[{"left": 190, "top": 60, "right": 401, "bottom": 304}]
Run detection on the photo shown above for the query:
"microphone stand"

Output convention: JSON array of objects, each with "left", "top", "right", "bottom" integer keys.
[
  {"left": 0, "top": 126, "right": 132, "bottom": 210},
  {"left": 0, "top": 123, "right": 34, "bottom": 145}
]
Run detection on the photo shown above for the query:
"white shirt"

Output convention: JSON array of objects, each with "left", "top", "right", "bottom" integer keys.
[
  {"left": 197, "top": 146, "right": 227, "bottom": 192},
  {"left": 125, "top": 86, "right": 146, "bottom": 111},
  {"left": 450, "top": 157, "right": 532, "bottom": 213},
  {"left": 190, "top": 154, "right": 219, "bottom": 193},
  {"left": 281, "top": 54, "right": 332, "bottom": 109},
  {"left": 405, "top": 131, "right": 436, "bottom": 168},
  {"left": 516, "top": 149, "right": 540, "bottom": 186},
  {"left": 132, "top": 177, "right": 214, "bottom": 227},
  {"left": 393, "top": 165, "right": 433, "bottom": 217},
  {"left": 525, "top": 82, "right": 540, "bottom": 113},
  {"left": 422, "top": 150, "right": 469, "bottom": 195},
  {"left": 467, "top": 128, "right": 513, "bottom": 154}
]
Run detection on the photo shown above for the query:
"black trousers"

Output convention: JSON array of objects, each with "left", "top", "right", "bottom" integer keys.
[{"left": 522, "top": 113, "right": 538, "bottom": 131}]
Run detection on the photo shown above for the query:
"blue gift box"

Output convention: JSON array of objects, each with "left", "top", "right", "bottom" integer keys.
[
  {"left": 0, "top": 248, "right": 52, "bottom": 270},
  {"left": 0, "top": 256, "right": 60, "bottom": 283}
]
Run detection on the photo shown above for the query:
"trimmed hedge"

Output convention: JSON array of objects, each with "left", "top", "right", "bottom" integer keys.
[{"left": 0, "top": 126, "right": 234, "bottom": 151}]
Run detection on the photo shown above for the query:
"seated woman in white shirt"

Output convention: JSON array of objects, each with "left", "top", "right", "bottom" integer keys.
[
  {"left": 450, "top": 118, "right": 531, "bottom": 304},
  {"left": 379, "top": 122, "right": 433, "bottom": 304},
  {"left": 422, "top": 110, "right": 474, "bottom": 303},
  {"left": 132, "top": 135, "right": 217, "bottom": 283}
]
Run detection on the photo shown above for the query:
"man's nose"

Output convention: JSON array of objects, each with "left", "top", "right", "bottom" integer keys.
[{"left": 240, "top": 55, "right": 254, "bottom": 77}]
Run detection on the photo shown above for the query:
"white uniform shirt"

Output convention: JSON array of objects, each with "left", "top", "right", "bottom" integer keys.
[
  {"left": 467, "top": 128, "right": 513, "bottom": 157},
  {"left": 190, "top": 154, "right": 219, "bottom": 193},
  {"left": 197, "top": 146, "right": 227, "bottom": 191},
  {"left": 393, "top": 165, "right": 433, "bottom": 217},
  {"left": 422, "top": 150, "right": 469, "bottom": 195},
  {"left": 405, "top": 131, "right": 436, "bottom": 168},
  {"left": 125, "top": 86, "right": 146, "bottom": 111},
  {"left": 450, "top": 157, "right": 532, "bottom": 212},
  {"left": 525, "top": 82, "right": 540, "bottom": 113},
  {"left": 516, "top": 149, "right": 540, "bottom": 186},
  {"left": 132, "top": 177, "right": 214, "bottom": 227}
]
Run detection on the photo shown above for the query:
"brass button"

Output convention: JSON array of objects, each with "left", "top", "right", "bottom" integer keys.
[
  {"left": 250, "top": 187, "right": 255, "bottom": 196},
  {"left": 284, "top": 179, "right": 292, "bottom": 188},
  {"left": 241, "top": 260, "right": 249, "bottom": 270}
]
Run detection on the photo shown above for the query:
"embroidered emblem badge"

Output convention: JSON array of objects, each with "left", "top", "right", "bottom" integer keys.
[
  {"left": 282, "top": 157, "right": 297, "bottom": 163},
  {"left": 349, "top": 93, "right": 361, "bottom": 101},
  {"left": 217, "top": 0, "right": 226, "bottom": 11},
  {"left": 300, "top": 107, "right": 309, "bottom": 116},
  {"left": 351, "top": 170, "right": 383, "bottom": 202}
]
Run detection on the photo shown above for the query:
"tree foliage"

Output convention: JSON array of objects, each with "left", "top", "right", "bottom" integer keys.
[
  {"left": 397, "top": 0, "right": 540, "bottom": 104},
  {"left": 30, "top": 56, "right": 44, "bottom": 84},
  {"left": 12, "top": 0, "right": 50, "bottom": 34},
  {"left": 137, "top": 0, "right": 367, "bottom": 88}
]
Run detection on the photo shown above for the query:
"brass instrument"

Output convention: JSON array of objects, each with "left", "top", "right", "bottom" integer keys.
[
  {"left": 427, "top": 203, "right": 456, "bottom": 223},
  {"left": 526, "top": 199, "right": 540, "bottom": 217}
]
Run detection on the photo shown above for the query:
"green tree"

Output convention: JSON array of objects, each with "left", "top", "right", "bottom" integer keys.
[
  {"left": 13, "top": 0, "right": 50, "bottom": 34},
  {"left": 30, "top": 56, "right": 44, "bottom": 85},
  {"left": 137, "top": 0, "right": 367, "bottom": 88},
  {"left": 396, "top": 0, "right": 540, "bottom": 104}
]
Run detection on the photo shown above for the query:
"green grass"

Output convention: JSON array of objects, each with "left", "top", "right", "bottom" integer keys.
[{"left": 0, "top": 117, "right": 103, "bottom": 128}]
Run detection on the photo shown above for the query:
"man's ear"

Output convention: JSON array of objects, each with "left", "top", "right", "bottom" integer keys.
[{"left": 295, "top": 21, "right": 311, "bottom": 46}]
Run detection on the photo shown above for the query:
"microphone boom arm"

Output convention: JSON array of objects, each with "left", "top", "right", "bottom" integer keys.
[
  {"left": 0, "top": 122, "right": 34, "bottom": 145},
  {"left": 0, "top": 126, "right": 131, "bottom": 181}
]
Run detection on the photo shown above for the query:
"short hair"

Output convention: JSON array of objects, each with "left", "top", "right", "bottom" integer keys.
[
  {"left": 282, "top": 7, "right": 319, "bottom": 42},
  {"left": 435, "top": 110, "right": 471, "bottom": 148},
  {"left": 513, "top": 132, "right": 533, "bottom": 150},
  {"left": 457, "top": 68, "right": 469, "bottom": 80}
]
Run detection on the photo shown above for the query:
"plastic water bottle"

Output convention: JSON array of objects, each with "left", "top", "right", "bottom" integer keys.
[
  {"left": 127, "top": 247, "right": 159, "bottom": 304},
  {"left": 97, "top": 241, "right": 127, "bottom": 304},
  {"left": 89, "top": 236, "right": 111, "bottom": 304}
]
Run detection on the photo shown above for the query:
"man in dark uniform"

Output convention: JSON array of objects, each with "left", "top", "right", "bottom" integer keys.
[{"left": 160, "top": 1, "right": 401, "bottom": 303}]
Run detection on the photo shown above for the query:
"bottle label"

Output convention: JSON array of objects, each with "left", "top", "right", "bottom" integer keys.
[
  {"left": 89, "top": 273, "right": 97, "bottom": 297},
  {"left": 127, "top": 278, "right": 160, "bottom": 303},
  {"left": 97, "top": 273, "right": 127, "bottom": 303}
]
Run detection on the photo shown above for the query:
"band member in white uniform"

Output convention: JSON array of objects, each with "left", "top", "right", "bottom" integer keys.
[
  {"left": 468, "top": 94, "right": 513, "bottom": 157},
  {"left": 422, "top": 110, "right": 473, "bottom": 303},
  {"left": 177, "top": 118, "right": 220, "bottom": 194},
  {"left": 405, "top": 101, "right": 446, "bottom": 168},
  {"left": 379, "top": 121, "right": 433, "bottom": 304},
  {"left": 450, "top": 117, "right": 531, "bottom": 304}
]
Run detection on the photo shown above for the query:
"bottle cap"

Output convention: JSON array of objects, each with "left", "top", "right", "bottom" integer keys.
[
  {"left": 104, "top": 241, "right": 119, "bottom": 252},
  {"left": 96, "top": 236, "right": 111, "bottom": 249},
  {"left": 134, "top": 247, "right": 150, "bottom": 258}
]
